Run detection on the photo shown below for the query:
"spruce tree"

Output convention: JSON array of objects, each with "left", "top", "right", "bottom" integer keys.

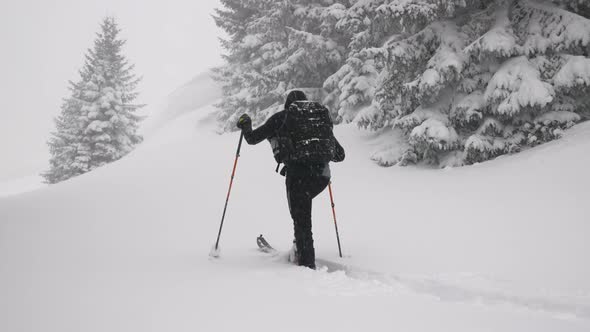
[
  {"left": 324, "top": 0, "right": 397, "bottom": 124},
  {"left": 43, "top": 17, "right": 143, "bottom": 184},
  {"left": 339, "top": 0, "right": 590, "bottom": 166},
  {"left": 214, "top": 0, "right": 590, "bottom": 167},
  {"left": 213, "top": 0, "right": 351, "bottom": 131}
]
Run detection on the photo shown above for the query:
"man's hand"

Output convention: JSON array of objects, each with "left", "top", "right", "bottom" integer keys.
[{"left": 236, "top": 114, "right": 252, "bottom": 130}]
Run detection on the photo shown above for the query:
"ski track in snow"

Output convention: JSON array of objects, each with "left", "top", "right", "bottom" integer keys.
[
  {"left": 252, "top": 249, "right": 590, "bottom": 321},
  {"left": 335, "top": 262, "right": 590, "bottom": 321}
]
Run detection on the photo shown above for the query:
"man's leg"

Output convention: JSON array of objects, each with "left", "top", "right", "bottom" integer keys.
[
  {"left": 286, "top": 175, "right": 330, "bottom": 269},
  {"left": 309, "top": 176, "right": 330, "bottom": 200},
  {"left": 286, "top": 175, "right": 315, "bottom": 268}
]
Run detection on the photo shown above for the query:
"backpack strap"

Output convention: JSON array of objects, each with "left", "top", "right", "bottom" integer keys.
[{"left": 274, "top": 110, "right": 289, "bottom": 173}]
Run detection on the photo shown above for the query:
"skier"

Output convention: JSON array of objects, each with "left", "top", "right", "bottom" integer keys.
[{"left": 236, "top": 90, "right": 345, "bottom": 269}]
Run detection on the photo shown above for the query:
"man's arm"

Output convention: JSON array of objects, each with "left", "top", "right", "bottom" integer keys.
[{"left": 238, "top": 113, "right": 282, "bottom": 145}]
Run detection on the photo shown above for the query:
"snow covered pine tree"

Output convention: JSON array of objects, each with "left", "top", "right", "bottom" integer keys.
[
  {"left": 324, "top": 0, "right": 399, "bottom": 124},
  {"left": 335, "top": 0, "right": 590, "bottom": 166},
  {"left": 215, "top": 0, "right": 590, "bottom": 167},
  {"left": 213, "top": 0, "right": 351, "bottom": 131},
  {"left": 43, "top": 17, "right": 143, "bottom": 183}
]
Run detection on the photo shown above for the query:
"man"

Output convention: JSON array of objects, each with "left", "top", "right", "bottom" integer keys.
[{"left": 236, "top": 90, "right": 345, "bottom": 269}]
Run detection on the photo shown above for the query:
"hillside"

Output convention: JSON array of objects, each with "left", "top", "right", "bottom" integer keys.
[{"left": 1, "top": 89, "right": 589, "bottom": 331}]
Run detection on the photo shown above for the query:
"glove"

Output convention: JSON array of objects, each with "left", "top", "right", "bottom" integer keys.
[{"left": 236, "top": 114, "right": 252, "bottom": 130}]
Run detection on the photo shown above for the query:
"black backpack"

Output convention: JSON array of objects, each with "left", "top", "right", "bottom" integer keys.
[{"left": 270, "top": 101, "right": 336, "bottom": 166}]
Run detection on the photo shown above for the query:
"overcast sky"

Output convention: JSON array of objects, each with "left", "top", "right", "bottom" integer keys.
[{"left": 0, "top": 0, "right": 222, "bottom": 181}]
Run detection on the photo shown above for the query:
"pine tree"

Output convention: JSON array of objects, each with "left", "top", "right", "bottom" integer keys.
[
  {"left": 213, "top": 0, "right": 351, "bottom": 131},
  {"left": 214, "top": 0, "right": 590, "bottom": 167},
  {"left": 43, "top": 17, "right": 143, "bottom": 184},
  {"left": 461, "top": 0, "right": 590, "bottom": 165},
  {"left": 348, "top": 0, "right": 590, "bottom": 166},
  {"left": 324, "top": 0, "right": 397, "bottom": 124}
]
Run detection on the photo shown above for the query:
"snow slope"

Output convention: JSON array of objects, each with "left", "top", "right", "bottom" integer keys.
[
  {"left": 141, "top": 71, "right": 221, "bottom": 136},
  {"left": 1, "top": 94, "right": 589, "bottom": 331},
  {"left": 0, "top": 175, "right": 45, "bottom": 198}
]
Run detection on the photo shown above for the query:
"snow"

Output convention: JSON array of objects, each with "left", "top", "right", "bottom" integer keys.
[
  {"left": 465, "top": 6, "right": 519, "bottom": 58},
  {"left": 554, "top": 55, "right": 590, "bottom": 89},
  {"left": 485, "top": 56, "right": 554, "bottom": 115},
  {"left": 241, "top": 34, "right": 262, "bottom": 48},
  {"left": 86, "top": 120, "right": 110, "bottom": 133},
  {"left": 395, "top": 104, "right": 449, "bottom": 129},
  {"left": 0, "top": 175, "right": 45, "bottom": 197},
  {"left": 464, "top": 133, "right": 505, "bottom": 156},
  {"left": 400, "top": 22, "right": 468, "bottom": 99},
  {"left": 368, "top": 128, "right": 409, "bottom": 167},
  {"left": 535, "top": 110, "right": 581, "bottom": 125},
  {"left": 520, "top": 0, "right": 590, "bottom": 54},
  {"left": 451, "top": 91, "right": 485, "bottom": 123},
  {"left": 410, "top": 118, "right": 459, "bottom": 148},
  {"left": 1, "top": 85, "right": 590, "bottom": 331}
]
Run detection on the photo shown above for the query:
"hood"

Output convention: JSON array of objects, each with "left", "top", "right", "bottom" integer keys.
[{"left": 284, "top": 90, "right": 308, "bottom": 110}]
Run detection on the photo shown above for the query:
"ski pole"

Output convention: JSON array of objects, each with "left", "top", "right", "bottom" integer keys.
[
  {"left": 213, "top": 132, "right": 244, "bottom": 253},
  {"left": 328, "top": 182, "right": 343, "bottom": 258}
]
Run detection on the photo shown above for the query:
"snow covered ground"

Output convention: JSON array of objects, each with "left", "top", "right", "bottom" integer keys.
[
  {"left": 0, "top": 176, "right": 46, "bottom": 198},
  {"left": 1, "top": 82, "right": 589, "bottom": 331}
]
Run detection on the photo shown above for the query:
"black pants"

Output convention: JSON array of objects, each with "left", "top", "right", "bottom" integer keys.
[{"left": 286, "top": 165, "right": 330, "bottom": 269}]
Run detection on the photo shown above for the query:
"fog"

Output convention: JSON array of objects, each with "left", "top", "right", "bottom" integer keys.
[{"left": 0, "top": 0, "right": 222, "bottom": 181}]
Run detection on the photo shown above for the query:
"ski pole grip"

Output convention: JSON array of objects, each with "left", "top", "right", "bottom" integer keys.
[{"left": 236, "top": 131, "right": 244, "bottom": 157}]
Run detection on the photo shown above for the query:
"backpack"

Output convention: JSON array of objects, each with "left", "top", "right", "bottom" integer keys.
[{"left": 270, "top": 101, "right": 336, "bottom": 166}]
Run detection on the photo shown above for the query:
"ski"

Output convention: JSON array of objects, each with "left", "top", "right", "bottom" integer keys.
[
  {"left": 256, "top": 234, "right": 277, "bottom": 254},
  {"left": 256, "top": 234, "right": 299, "bottom": 264}
]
